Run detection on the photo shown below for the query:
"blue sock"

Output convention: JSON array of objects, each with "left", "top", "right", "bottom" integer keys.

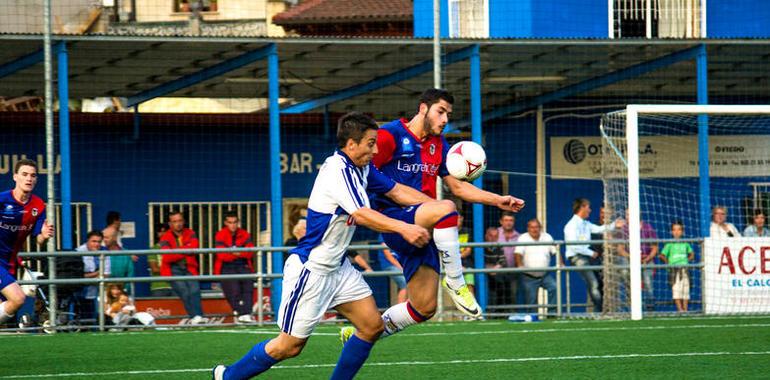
[
  {"left": 224, "top": 339, "right": 279, "bottom": 380},
  {"left": 330, "top": 334, "right": 375, "bottom": 380}
]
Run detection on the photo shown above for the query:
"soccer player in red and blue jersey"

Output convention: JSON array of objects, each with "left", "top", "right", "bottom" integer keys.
[
  {"left": 0, "top": 159, "right": 54, "bottom": 324},
  {"left": 343, "top": 89, "right": 524, "bottom": 342}
]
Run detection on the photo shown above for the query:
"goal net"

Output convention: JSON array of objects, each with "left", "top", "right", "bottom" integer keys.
[{"left": 600, "top": 105, "right": 770, "bottom": 319}]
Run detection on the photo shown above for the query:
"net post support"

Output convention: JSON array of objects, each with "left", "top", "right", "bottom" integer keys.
[
  {"left": 555, "top": 243, "right": 562, "bottom": 317},
  {"left": 267, "top": 43, "right": 283, "bottom": 314},
  {"left": 470, "top": 44, "right": 487, "bottom": 312},
  {"left": 626, "top": 107, "right": 643, "bottom": 321},
  {"left": 57, "top": 41, "right": 72, "bottom": 251}
]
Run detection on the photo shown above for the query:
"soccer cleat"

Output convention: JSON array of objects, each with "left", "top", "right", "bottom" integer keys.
[
  {"left": 212, "top": 365, "right": 226, "bottom": 380},
  {"left": 441, "top": 278, "right": 482, "bottom": 318},
  {"left": 339, "top": 326, "right": 356, "bottom": 346}
]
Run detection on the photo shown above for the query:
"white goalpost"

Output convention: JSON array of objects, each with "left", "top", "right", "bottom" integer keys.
[{"left": 602, "top": 105, "right": 770, "bottom": 320}]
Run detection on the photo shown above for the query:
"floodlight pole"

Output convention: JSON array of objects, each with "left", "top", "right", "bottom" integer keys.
[
  {"left": 267, "top": 44, "right": 283, "bottom": 313},
  {"left": 44, "top": 0, "right": 58, "bottom": 331},
  {"left": 470, "top": 45, "right": 487, "bottom": 312},
  {"left": 696, "top": 45, "right": 711, "bottom": 238},
  {"left": 58, "top": 42, "right": 72, "bottom": 252}
]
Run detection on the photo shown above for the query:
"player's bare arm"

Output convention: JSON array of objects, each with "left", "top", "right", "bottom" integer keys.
[
  {"left": 443, "top": 175, "right": 525, "bottom": 212},
  {"left": 351, "top": 207, "right": 430, "bottom": 247},
  {"left": 384, "top": 183, "right": 433, "bottom": 207}
]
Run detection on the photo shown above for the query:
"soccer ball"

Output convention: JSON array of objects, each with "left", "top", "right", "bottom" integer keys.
[{"left": 446, "top": 141, "right": 487, "bottom": 181}]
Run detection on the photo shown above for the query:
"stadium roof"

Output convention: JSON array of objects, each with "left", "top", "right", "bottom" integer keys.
[
  {"left": 272, "top": 0, "right": 413, "bottom": 25},
  {"left": 1, "top": 36, "right": 769, "bottom": 121}
]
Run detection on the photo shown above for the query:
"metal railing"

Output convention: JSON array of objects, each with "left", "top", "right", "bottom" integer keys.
[{"left": 14, "top": 238, "right": 708, "bottom": 333}]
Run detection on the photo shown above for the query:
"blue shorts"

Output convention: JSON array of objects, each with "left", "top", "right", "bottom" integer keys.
[
  {"left": 380, "top": 205, "right": 440, "bottom": 283},
  {"left": 0, "top": 266, "right": 16, "bottom": 292}
]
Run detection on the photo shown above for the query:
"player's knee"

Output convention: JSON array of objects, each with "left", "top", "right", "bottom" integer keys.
[
  {"left": 5, "top": 287, "right": 26, "bottom": 311},
  {"left": 272, "top": 342, "right": 304, "bottom": 360},
  {"left": 412, "top": 300, "right": 437, "bottom": 320},
  {"left": 436, "top": 200, "right": 457, "bottom": 216},
  {"left": 357, "top": 319, "right": 385, "bottom": 341}
]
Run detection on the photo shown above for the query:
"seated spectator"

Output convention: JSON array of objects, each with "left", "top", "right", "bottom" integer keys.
[
  {"left": 514, "top": 219, "right": 558, "bottom": 314},
  {"left": 77, "top": 230, "right": 110, "bottom": 319},
  {"left": 378, "top": 243, "right": 407, "bottom": 304},
  {"left": 710, "top": 206, "right": 740, "bottom": 238},
  {"left": 214, "top": 212, "right": 256, "bottom": 324},
  {"left": 159, "top": 211, "right": 205, "bottom": 325},
  {"left": 104, "top": 283, "right": 137, "bottom": 326},
  {"left": 743, "top": 209, "right": 769, "bottom": 237},
  {"left": 147, "top": 224, "right": 173, "bottom": 297},
  {"left": 484, "top": 227, "right": 512, "bottom": 306},
  {"left": 659, "top": 221, "right": 694, "bottom": 313},
  {"left": 103, "top": 226, "right": 134, "bottom": 295},
  {"left": 283, "top": 218, "right": 306, "bottom": 262}
]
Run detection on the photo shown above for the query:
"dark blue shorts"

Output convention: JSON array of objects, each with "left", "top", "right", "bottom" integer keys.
[
  {"left": 0, "top": 266, "right": 16, "bottom": 292},
  {"left": 380, "top": 205, "right": 440, "bottom": 283}
]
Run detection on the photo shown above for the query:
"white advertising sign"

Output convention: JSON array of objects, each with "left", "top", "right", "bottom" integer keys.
[
  {"left": 704, "top": 238, "right": 770, "bottom": 314},
  {"left": 550, "top": 135, "right": 770, "bottom": 179}
]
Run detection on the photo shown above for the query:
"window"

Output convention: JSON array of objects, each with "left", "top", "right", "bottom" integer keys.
[
  {"left": 612, "top": 0, "right": 702, "bottom": 38},
  {"left": 174, "top": 0, "right": 218, "bottom": 13},
  {"left": 448, "top": 0, "right": 488, "bottom": 38}
]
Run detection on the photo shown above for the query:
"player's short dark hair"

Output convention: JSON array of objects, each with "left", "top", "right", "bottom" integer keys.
[
  {"left": 500, "top": 211, "right": 515, "bottom": 219},
  {"left": 86, "top": 230, "right": 104, "bottom": 240},
  {"left": 14, "top": 159, "right": 37, "bottom": 174},
  {"left": 106, "top": 211, "right": 121, "bottom": 226},
  {"left": 671, "top": 220, "right": 684, "bottom": 229},
  {"left": 753, "top": 209, "right": 766, "bottom": 217},
  {"left": 224, "top": 211, "right": 238, "bottom": 220},
  {"left": 337, "top": 112, "right": 379, "bottom": 149},
  {"left": 573, "top": 198, "right": 590, "bottom": 214},
  {"left": 418, "top": 88, "right": 454, "bottom": 112}
]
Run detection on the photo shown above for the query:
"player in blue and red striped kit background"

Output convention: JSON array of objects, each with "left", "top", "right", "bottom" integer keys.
[
  {"left": 343, "top": 89, "right": 524, "bottom": 342},
  {"left": 0, "top": 159, "right": 54, "bottom": 325}
]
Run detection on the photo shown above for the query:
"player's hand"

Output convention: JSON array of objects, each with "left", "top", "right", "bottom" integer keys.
[
  {"left": 400, "top": 224, "right": 430, "bottom": 247},
  {"left": 498, "top": 195, "right": 525, "bottom": 212},
  {"left": 40, "top": 222, "right": 54, "bottom": 240},
  {"left": 614, "top": 218, "right": 626, "bottom": 229}
]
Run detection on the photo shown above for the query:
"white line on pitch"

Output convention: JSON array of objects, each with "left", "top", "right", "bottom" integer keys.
[{"left": 2, "top": 351, "right": 769, "bottom": 378}]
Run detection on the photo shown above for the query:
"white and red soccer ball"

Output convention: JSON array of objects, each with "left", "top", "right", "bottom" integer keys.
[{"left": 446, "top": 141, "right": 487, "bottom": 181}]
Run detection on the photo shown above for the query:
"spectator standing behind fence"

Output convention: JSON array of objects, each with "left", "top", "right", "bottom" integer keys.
[
  {"left": 743, "top": 209, "right": 769, "bottom": 237},
  {"left": 659, "top": 221, "right": 694, "bottom": 313},
  {"left": 564, "top": 198, "right": 623, "bottom": 313},
  {"left": 710, "top": 206, "right": 740, "bottom": 238},
  {"left": 77, "top": 230, "right": 110, "bottom": 320},
  {"left": 103, "top": 226, "right": 133, "bottom": 295},
  {"left": 483, "top": 227, "right": 511, "bottom": 306},
  {"left": 214, "top": 212, "right": 257, "bottom": 324},
  {"left": 515, "top": 219, "right": 558, "bottom": 314},
  {"left": 378, "top": 243, "right": 408, "bottom": 304},
  {"left": 159, "top": 211, "right": 205, "bottom": 325},
  {"left": 616, "top": 210, "right": 658, "bottom": 312},
  {"left": 147, "top": 224, "right": 173, "bottom": 297},
  {"left": 497, "top": 212, "right": 521, "bottom": 304}
]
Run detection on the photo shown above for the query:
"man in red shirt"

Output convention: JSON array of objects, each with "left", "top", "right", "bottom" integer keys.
[
  {"left": 159, "top": 211, "right": 204, "bottom": 324},
  {"left": 214, "top": 211, "right": 256, "bottom": 324}
]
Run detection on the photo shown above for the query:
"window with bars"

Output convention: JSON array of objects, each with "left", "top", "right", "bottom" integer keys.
[{"left": 612, "top": 0, "right": 702, "bottom": 38}]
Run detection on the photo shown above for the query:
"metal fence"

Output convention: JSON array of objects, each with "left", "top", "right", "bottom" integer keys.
[{"left": 9, "top": 237, "right": 720, "bottom": 333}]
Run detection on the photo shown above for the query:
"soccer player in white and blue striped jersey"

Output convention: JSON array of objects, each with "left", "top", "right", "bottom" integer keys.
[{"left": 213, "top": 112, "right": 433, "bottom": 380}]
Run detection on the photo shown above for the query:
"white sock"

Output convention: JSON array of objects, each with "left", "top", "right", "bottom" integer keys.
[
  {"left": 380, "top": 301, "right": 427, "bottom": 338},
  {"left": 0, "top": 302, "right": 14, "bottom": 324},
  {"left": 434, "top": 226, "right": 465, "bottom": 289}
]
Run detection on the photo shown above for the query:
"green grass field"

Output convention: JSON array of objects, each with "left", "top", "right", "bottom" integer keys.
[{"left": 2, "top": 316, "right": 769, "bottom": 379}]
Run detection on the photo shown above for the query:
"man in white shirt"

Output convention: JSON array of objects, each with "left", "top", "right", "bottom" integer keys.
[
  {"left": 213, "top": 112, "right": 432, "bottom": 380},
  {"left": 514, "top": 219, "right": 557, "bottom": 314},
  {"left": 710, "top": 206, "right": 741, "bottom": 239},
  {"left": 563, "top": 198, "right": 623, "bottom": 313}
]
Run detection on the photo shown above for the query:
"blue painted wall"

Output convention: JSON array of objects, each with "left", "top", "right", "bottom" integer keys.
[
  {"left": 707, "top": 0, "right": 770, "bottom": 38},
  {"left": 414, "top": 0, "right": 450, "bottom": 38}
]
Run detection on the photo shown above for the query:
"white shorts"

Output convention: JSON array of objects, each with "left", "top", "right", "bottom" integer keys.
[
  {"left": 277, "top": 255, "right": 372, "bottom": 338},
  {"left": 672, "top": 269, "right": 690, "bottom": 300}
]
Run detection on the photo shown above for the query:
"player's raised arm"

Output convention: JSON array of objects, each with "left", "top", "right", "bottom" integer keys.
[
  {"left": 443, "top": 174, "right": 525, "bottom": 212},
  {"left": 351, "top": 207, "right": 429, "bottom": 247},
  {"left": 384, "top": 182, "right": 433, "bottom": 206}
]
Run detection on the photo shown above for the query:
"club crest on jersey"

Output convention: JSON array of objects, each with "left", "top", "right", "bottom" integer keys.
[
  {"left": 31, "top": 208, "right": 38, "bottom": 216},
  {"left": 402, "top": 138, "right": 410, "bottom": 145},
  {"left": 429, "top": 143, "right": 436, "bottom": 155}
]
